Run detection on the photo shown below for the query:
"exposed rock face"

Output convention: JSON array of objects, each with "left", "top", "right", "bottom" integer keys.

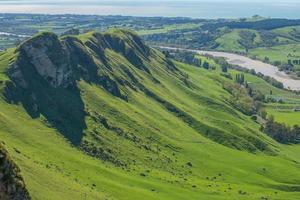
[
  {"left": 10, "top": 32, "right": 73, "bottom": 88},
  {"left": 0, "top": 145, "right": 31, "bottom": 200},
  {"left": 6, "top": 30, "right": 159, "bottom": 100},
  {"left": 7, "top": 63, "right": 28, "bottom": 89}
]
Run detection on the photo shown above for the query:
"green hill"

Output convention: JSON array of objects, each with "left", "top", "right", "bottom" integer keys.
[{"left": 0, "top": 30, "right": 300, "bottom": 199}]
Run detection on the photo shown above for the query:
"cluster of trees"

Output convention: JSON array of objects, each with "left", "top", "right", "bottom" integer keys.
[
  {"left": 206, "top": 52, "right": 299, "bottom": 144},
  {"left": 275, "top": 59, "right": 300, "bottom": 77},
  {"left": 235, "top": 73, "right": 267, "bottom": 103},
  {"left": 222, "top": 72, "right": 266, "bottom": 116},
  {"left": 259, "top": 31, "right": 278, "bottom": 47},
  {"left": 231, "top": 65, "right": 284, "bottom": 89},
  {"left": 256, "top": 72, "right": 284, "bottom": 89},
  {"left": 288, "top": 59, "right": 300, "bottom": 66},
  {"left": 206, "top": 55, "right": 230, "bottom": 72},
  {"left": 224, "top": 72, "right": 300, "bottom": 144},
  {"left": 238, "top": 30, "right": 256, "bottom": 52},
  {"left": 194, "top": 53, "right": 300, "bottom": 144},
  {"left": 222, "top": 73, "right": 264, "bottom": 115},
  {"left": 232, "top": 72, "right": 299, "bottom": 144},
  {"left": 222, "top": 81, "right": 255, "bottom": 115},
  {"left": 235, "top": 73, "right": 245, "bottom": 84},
  {"left": 164, "top": 50, "right": 211, "bottom": 69},
  {"left": 202, "top": 19, "right": 300, "bottom": 31},
  {"left": 262, "top": 116, "right": 300, "bottom": 144}
]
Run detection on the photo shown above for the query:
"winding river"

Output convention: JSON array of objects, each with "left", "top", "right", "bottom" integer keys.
[
  {"left": 0, "top": 32, "right": 29, "bottom": 38},
  {"left": 198, "top": 50, "right": 300, "bottom": 91},
  {"left": 159, "top": 46, "right": 300, "bottom": 91}
]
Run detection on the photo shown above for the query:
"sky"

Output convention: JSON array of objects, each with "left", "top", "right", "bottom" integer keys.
[{"left": 0, "top": 0, "right": 300, "bottom": 18}]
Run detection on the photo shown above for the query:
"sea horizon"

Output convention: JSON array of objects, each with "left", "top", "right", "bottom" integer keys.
[{"left": 1, "top": 0, "right": 300, "bottom": 19}]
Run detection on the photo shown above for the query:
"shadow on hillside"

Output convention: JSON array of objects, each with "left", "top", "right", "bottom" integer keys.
[{"left": 4, "top": 57, "right": 86, "bottom": 146}]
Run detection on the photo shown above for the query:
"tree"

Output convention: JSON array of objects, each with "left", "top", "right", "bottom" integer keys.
[
  {"left": 264, "top": 56, "right": 270, "bottom": 63},
  {"left": 259, "top": 109, "right": 267, "bottom": 120},
  {"left": 193, "top": 57, "right": 202, "bottom": 67},
  {"left": 273, "top": 61, "right": 281, "bottom": 66},
  {"left": 221, "top": 64, "right": 228, "bottom": 73},
  {"left": 203, "top": 61, "right": 210, "bottom": 69},
  {"left": 235, "top": 73, "right": 245, "bottom": 85}
]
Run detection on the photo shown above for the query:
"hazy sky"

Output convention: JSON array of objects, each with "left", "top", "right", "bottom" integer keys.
[
  {"left": 1, "top": 0, "right": 300, "bottom": 3},
  {"left": 1, "top": 0, "right": 300, "bottom": 18}
]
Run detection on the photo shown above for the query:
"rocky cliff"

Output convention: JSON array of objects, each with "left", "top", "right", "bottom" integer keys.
[
  {"left": 8, "top": 32, "right": 73, "bottom": 89},
  {"left": 7, "top": 30, "right": 155, "bottom": 91},
  {"left": 0, "top": 144, "right": 30, "bottom": 200}
]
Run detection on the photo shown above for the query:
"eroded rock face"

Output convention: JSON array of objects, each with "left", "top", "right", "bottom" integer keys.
[
  {"left": 0, "top": 145, "right": 31, "bottom": 200},
  {"left": 7, "top": 31, "right": 154, "bottom": 100},
  {"left": 7, "top": 63, "right": 28, "bottom": 89},
  {"left": 11, "top": 33, "right": 74, "bottom": 88}
]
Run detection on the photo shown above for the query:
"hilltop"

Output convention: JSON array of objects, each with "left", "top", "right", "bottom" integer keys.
[{"left": 0, "top": 30, "right": 300, "bottom": 199}]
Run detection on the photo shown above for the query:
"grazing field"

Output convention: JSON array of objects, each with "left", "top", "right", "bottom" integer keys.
[
  {"left": 266, "top": 106, "right": 300, "bottom": 126},
  {"left": 216, "top": 30, "right": 245, "bottom": 52},
  {"left": 249, "top": 44, "right": 300, "bottom": 67}
]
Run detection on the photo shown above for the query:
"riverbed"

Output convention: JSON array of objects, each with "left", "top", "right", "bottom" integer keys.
[
  {"left": 0, "top": 32, "right": 28, "bottom": 38},
  {"left": 197, "top": 50, "right": 300, "bottom": 91},
  {"left": 158, "top": 46, "right": 300, "bottom": 91}
]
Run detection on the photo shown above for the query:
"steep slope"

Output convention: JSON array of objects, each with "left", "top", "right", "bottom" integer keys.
[
  {"left": 0, "top": 143, "right": 30, "bottom": 200},
  {"left": 0, "top": 30, "right": 299, "bottom": 199},
  {"left": 5, "top": 30, "right": 274, "bottom": 153}
]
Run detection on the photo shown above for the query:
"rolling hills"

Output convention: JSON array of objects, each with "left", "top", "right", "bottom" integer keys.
[
  {"left": 0, "top": 29, "right": 300, "bottom": 199},
  {"left": 140, "top": 17, "right": 300, "bottom": 77}
]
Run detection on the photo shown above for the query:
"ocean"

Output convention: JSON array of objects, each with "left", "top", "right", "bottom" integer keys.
[{"left": 0, "top": 0, "right": 300, "bottom": 19}]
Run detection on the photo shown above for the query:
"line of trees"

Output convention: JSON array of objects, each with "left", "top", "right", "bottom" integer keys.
[
  {"left": 230, "top": 65, "right": 284, "bottom": 89},
  {"left": 202, "top": 19, "right": 300, "bottom": 31},
  {"left": 235, "top": 74, "right": 245, "bottom": 84},
  {"left": 262, "top": 116, "right": 300, "bottom": 144},
  {"left": 163, "top": 50, "right": 211, "bottom": 69}
]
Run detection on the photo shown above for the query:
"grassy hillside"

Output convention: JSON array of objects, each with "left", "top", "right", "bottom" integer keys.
[
  {"left": 215, "top": 30, "right": 245, "bottom": 52},
  {"left": 216, "top": 29, "right": 261, "bottom": 53},
  {"left": 0, "top": 30, "right": 300, "bottom": 200},
  {"left": 0, "top": 143, "right": 31, "bottom": 199},
  {"left": 249, "top": 44, "right": 300, "bottom": 68}
]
